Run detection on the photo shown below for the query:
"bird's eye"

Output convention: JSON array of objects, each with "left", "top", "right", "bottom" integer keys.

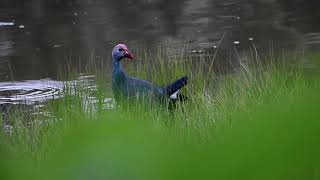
[{"left": 119, "top": 48, "right": 124, "bottom": 51}]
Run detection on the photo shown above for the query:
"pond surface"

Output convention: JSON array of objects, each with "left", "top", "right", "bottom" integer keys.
[{"left": 0, "top": 0, "right": 320, "bottom": 107}]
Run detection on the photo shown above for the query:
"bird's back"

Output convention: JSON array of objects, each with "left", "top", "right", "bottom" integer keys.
[
  {"left": 126, "top": 76, "right": 164, "bottom": 98},
  {"left": 112, "top": 72, "right": 165, "bottom": 100}
]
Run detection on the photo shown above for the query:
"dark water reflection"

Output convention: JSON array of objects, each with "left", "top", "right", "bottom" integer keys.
[{"left": 0, "top": 0, "right": 320, "bottom": 81}]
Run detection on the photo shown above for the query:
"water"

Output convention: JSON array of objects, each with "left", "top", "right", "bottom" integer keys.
[
  {"left": 0, "top": 74, "right": 114, "bottom": 133},
  {"left": 0, "top": 79, "right": 64, "bottom": 105},
  {"left": 0, "top": 0, "right": 319, "bottom": 110}
]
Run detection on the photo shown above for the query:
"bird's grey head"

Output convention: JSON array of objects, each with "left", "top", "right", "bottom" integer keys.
[{"left": 112, "top": 44, "right": 133, "bottom": 61}]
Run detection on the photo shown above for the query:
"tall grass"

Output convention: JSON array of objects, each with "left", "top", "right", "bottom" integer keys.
[{"left": 1, "top": 45, "right": 320, "bottom": 179}]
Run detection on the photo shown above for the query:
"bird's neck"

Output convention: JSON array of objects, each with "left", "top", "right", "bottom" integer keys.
[
  {"left": 112, "top": 59, "right": 123, "bottom": 72},
  {"left": 112, "top": 58, "right": 127, "bottom": 81}
]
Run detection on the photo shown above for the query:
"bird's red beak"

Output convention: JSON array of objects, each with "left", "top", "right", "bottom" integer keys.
[{"left": 124, "top": 49, "right": 133, "bottom": 60}]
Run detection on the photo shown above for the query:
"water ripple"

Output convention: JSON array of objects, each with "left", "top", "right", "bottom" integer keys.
[{"left": 0, "top": 79, "right": 64, "bottom": 105}]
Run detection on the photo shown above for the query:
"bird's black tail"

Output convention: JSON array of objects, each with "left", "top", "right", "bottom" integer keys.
[{"left": 165, "top": 76, "right": 188, "bottom": 97}]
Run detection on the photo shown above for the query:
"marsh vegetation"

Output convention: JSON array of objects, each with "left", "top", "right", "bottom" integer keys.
[{"left": 1, "top": 44, "right": 319, "bottom": 179}]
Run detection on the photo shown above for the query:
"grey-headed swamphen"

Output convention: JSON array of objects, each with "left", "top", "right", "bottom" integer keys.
[{"left": 112, "top": 44, "right": 188, "bottom": 104}]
